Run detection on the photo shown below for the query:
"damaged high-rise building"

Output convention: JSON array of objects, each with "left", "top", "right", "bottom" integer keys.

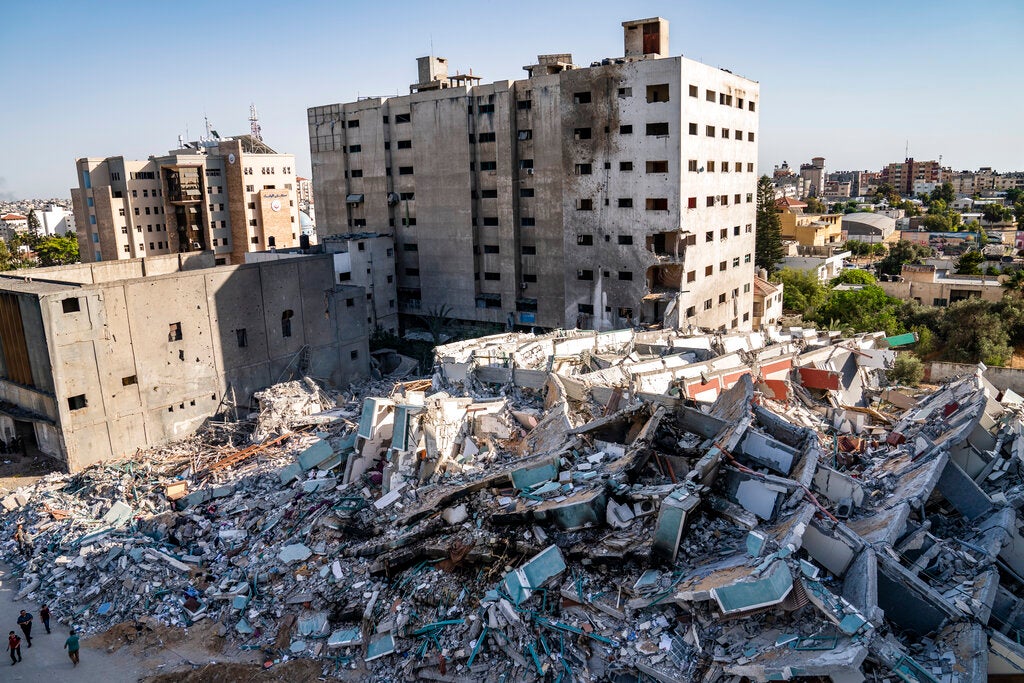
[{"left": 309, "top": 18, "right": 759, "bottom": 332}]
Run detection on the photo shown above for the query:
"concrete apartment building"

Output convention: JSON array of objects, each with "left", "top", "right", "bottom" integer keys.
[
  {"left": 879, "top": 264, "right": 1004, "bottom": 307},
  {"left": 0, "top": 252, "right": 369, "bottom": 472},
  {"left": 798, "top": 157, "right": 826, "bottom": 198},
  {"left": 775, "top": 198, "right": 843, "bottom": 246},
  {"left": 71, "top": 136, "right": 301, "bottom": 267},
  {"left": 309, "top": 18, "right": 759, "bottom": 332},
  {"left": 880, "top": 158, "right": 942, "bottom": 195}
]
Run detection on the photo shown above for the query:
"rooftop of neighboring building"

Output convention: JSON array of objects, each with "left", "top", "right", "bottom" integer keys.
[{"left": 753, "top": 276, "right": 781, "bottom": 297}]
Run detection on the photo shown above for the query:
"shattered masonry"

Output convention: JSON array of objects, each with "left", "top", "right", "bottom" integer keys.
[{"left": 4, "top": 326, "right": 1024, "bottom": 681}]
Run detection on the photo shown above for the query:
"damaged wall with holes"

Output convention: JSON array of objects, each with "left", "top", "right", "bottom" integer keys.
[{"left": 0, "top": 253, "right": 370, "bottom": 472}]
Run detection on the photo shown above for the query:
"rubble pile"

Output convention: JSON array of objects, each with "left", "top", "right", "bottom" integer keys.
[{"left": 3, "top": 326, "right": 1024, "bottom": 681}]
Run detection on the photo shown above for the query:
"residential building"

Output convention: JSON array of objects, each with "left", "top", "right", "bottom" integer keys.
[
  {"left": 71, "top": 136, "right": 301, "bottom": 266},
  {"left": 0, "top": 251, "right": 369, "bottom": 472},
  {"left": 752, "top": 275, "right": 782, "bottom": 331},
  {"left": 798, "top": 157, "right": 826, "bottom": 198},
  {"left": 308, "top": 17, "right": 760, "bottom": 332},
  {"left": 821, "top": 180, "right": 851, "bottom": 198},
  {"left": 880, "top": 158, "right": 941, "bottom": 195},
  {"left": 827, "top": 170, "right": 864, "bottom": 197},
  {"left": 0, "top": 214, "right": 28, "bottom": 241},
  {"left": 775, "top": 198, "right": 843, "bottom": 247},
  {"left": 879, "top": 264, "right": 1004, "bottom": 307},
  {"left": 778, "top": 245, "right": 850, "bottom": 282},
  {"left": 948, "top": 168, "right": 1024, "bottom": 194},
  {"left": 841, "top": 212, "right": 897, "bottom": 243},
  {"left": 39, "top": 205, "right": 76, "bottom": 236},
  {"left": 295, "top": 176, "right": 314, "bottom": 208}
]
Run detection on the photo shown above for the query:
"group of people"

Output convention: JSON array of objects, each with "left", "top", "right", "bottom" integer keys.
[
  {"left": 0, "top": 436, "right": 27, "bottom": 456},
  {"left": 5, "top": 606, "right": 81, "bottom": 667}
]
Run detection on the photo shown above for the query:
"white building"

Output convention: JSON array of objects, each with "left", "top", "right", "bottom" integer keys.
[
  {"left": 309, "top": 17, "right": 760, "bottom": 332},
  {"left": 39, "top": 205, "right": 76, "bottom": 236}
]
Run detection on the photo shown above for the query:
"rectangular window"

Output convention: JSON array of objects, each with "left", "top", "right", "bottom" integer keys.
[
  {"left": 480, "top": 161, "right": 497, "bottom": 171},
  {"left": 483, "top": 217, "right": 499, "bottom": 226},
  {"left": 480, "top": 189, "right": 497, "bottom": 199},
  {"left": 733, "top": 257, "right": 740, "bottom": 267},
  {"left": 619, "top": 124, "right": 633, "bottom": 134},
  {"left": 647, "top": 84, "right": 670, "bottom": 102},
  {"left": 399, "top": 191, "right": 415, "bottom": 201},
  {"left": 706, "top": 90, "right": 716, "bottom": 102},
  {"left": 749, "top": 101, "right": 756, "bottom": 112},
  {"left": 521, "top": 217, "right": 536, "bottom": 227},
  {"left": 483, "top": 244, "right": 499, "bottom": 254},
  {"left": 347, "top": 119, "right": 359, "bottom": 128},
  {"left": 403, "top": 243, "right": 418, "bottom": 251},
  {"left": 236, "top": 329, "right": 248, "bottom": 347},
  {"left": 646, "top": 122, "right": 669, "bottom": 136},
  {"left": 748, "top": 132, "right": 755, "bottom": 142},
  {"left": 484, "top": 272, "right": 500, "bottom": 280},
  {"left": 68, "top": 394, "right": 87, "bottom": 410},
  {"left": 399, "top": 166, "right": 414, "bottom": 175},
  {"left": 689, "top": 122, "right": 698, "bottom": 135},
  {"left": 519, "top": 159, "right": 534, "bottom": 169},
  {"left": 688, "top": 159, "right": 698, "bottom": 172},
  {"left": 719, "top": 93, "right": 732, "bottom": 106},
  {"left": 617, "top": 198, "right": 633, "bottom": 208},
  {"left": 397, "top": 139, "right": 412, "bottom": 149},
  {"left": 477, "top": 103, "right": 494, "bottom": 114},
  {"left": 721, "top": 128, "right": 729, "bottom": 139},
  {"left": 577, "top": 269, "right": 594, "bottom": 280},
  {"left": 62, "top": 297, "right": 81, "bottom": 313},
  {"left": 618, "top": 235, "right": 633, "bottom": 245},
  {"left": 577, "top": 234, "right": 593, "bottom": 246},
  {"left": 719, "top": 261, "right": 727, "bottom": 271},
  {"left": 735, "top": 130, "right": 743, "bottom": 141},
  {"left": 744, "top": 254, "right": 752, "bottom": 263},
  {"left": 168, "top": 322, "right": 183, "bottom": 341},
  {"left": 575, "top": 163, "right": 592, "bottom": 175},
  {"left": 703, "top": 299, "right": 712, "bottom": 310},
  {"left": 706, "top": 125, "right": 715, "bottom": 137},
  {"left": 577, "top": 198, "right": 593, "bottom": 210},
  {"left": 720, "top": 228, "right": 728, "bottom": 239},
  {"left": 121, "top": 375, "right": 137, "bottom": 386},
  {"left": 619, "top": 161, "right": 633, "bottom": 172},
  {"left": 705, "top": 265, "right": 713, "bottom": 276},
  {"left": 687, "top": 270, "right": 696, "bottom": 283},
  {"left": 721, "top": 161, "right": 729, "bottom": 173},
  {"left": 395, "top": 113, "right": 411, "bottom": 123},
  {"left": 618, "top": 271, "right": 633, "bottom": 281},
  {"left": 645, "top": 198, "right": 668, "bottom": 211},
  {"left": 350, "top": 169, "right": 363, "bottom": 178},
  {"left": 520, "top": 188, "right": 534, "bottom": 198},
  {"left": 617, "top": 87, "right": 632, "bottom": 98},
  {"left": 477, "top": 133, "right": 495, "bottom": 143},
  {"left": 517, "top": 100, "right": 532, "bottom": 110},
  {"left": 646, "top": 160, "right": 668, "bottom": 173},
  {"left": 521, "top": 245, "right": 537, "bottom": 255},
  {"left": 733, "top": 225, "right": 741, "bottom": 236},
  {"left": 719, "top": 293, "right": 727, "bottom": 304},
  {"left": 573, "top": 91, "right": 592, "bottom": 104},
  {"left": 578, "top": 304, "right": 594, "bottom": 314},
  {"left": 517, "top": 129, "right": 532, "bottom": 140},
  {"left": 706, "top": 231, "right": 714, "bottom": 242},
  {"left": 348, "top": 144, "right": 361, "bottom": 153},
  {"left": 574, "top": 127, "right": 592, "bottom": 140},
  {"left": 689, "top": 84, "right": 698, "bottom": 97},
  {"left": 707, "top": 196, "right": 715, "bottom": 207},
  {"left": 688, "top": 197, "right": 697, "bottom": 209},
  {"left": 707, "top": 161, "right": 716, "bottom": 172},
  {"left": 405, "top": 268, "right": 419, "bottom": 276}
]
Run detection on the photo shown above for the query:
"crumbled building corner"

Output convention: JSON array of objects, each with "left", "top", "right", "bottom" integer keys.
[{"left": 2, "top": 327, "right": 1023, "bottom": 682}]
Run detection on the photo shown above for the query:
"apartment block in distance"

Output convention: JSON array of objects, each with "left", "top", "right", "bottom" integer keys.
[
  {"left": 309, "top": 17, "right": 759, "bottom": 332},
  {"left": 0, "top": 252, "right": 369, "bottom": 472},
  {"left": 72, "top": 135, "right": 301, "bottom": 266},
  {"left": 880, "top": 158, "right": 942, "bottom": 195}
]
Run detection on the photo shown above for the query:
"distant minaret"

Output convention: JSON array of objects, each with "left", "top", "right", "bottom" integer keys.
[{"left": 249, "top": 104, "right": 262, "bottom": 141}]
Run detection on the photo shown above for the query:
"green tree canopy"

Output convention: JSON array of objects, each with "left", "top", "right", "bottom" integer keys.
[
  {"left": 939, "top": 298, "right": 1013, "bottom": 366},
  {"left": 803, "top": 196, "right": 826, "bottom": 213},
  {"left": 34, "top": 234, "right": 80, "bottom": 267},
  {"left": 812, "top": 284, "right": 904, "bottom": 335},
  {"left": 888, "top": 354, "right": 924, "bottom": 386},
  {"left": 955, "top": 249, "right": 984, "bottom": 275},
  {"left": 755, "top": 176, "right": 784, "bottom": 274},
  {"left": 982, "top": 204, "right": 1008, "bottom": 223},
  {"left": 830, "top": 269, "right": 876, "bottom": 286},
  {"left": 878, "top": 240, "right": 931, "bottom": 276},
  {"left": 774, "top": 268, "right": 826, "bottom": 317}
]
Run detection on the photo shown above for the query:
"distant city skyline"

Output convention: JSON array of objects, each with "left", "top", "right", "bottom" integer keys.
[{"left": 1, "top": 0, "right": 1021, "bottom": 199}]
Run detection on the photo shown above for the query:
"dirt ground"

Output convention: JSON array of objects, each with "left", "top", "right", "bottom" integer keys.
[
  {"left": 0, "top": 451, "right": 59, "bottom": 496},
  {"left": 141, "top": 660, "right": 340, "bottom": 683}
]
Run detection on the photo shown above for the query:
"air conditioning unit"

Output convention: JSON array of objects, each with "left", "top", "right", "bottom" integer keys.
[{"left": 526, "top": 168, "right": 534, "bottom": 175}]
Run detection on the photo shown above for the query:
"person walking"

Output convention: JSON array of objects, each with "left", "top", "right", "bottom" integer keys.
[
  {"left": 64, "top": 629, "right": 80, "bottom": 667},
  {"left": 16, "top": 610, "right": 32, "bottom": 647},
  {"left": 7, "top": 631, "right": 21, "bottom": 665},
  {"left": 39, "top": 605, "right": 51, "bottom": 634}
]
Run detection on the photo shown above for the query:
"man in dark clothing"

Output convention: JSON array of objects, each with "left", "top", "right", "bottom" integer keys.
[
  {"left": 65, "top": 629, "right": 80, "bottom": 666},
  {"left": 7, "top": 631, "right": 21, "bottom": 665},
  {"left": 39, "top": 605, "right": 51, "bottom": 634},
  {"left": 16, "top": 610, "right": 32, "bottom": 647},
  {"left": 14, "top": 523, "right": 32, "bottom": 558}
]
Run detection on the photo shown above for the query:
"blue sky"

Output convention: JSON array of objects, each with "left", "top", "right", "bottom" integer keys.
[{"left": 1, "top": 0, "right": 1021, "bottom": 199}]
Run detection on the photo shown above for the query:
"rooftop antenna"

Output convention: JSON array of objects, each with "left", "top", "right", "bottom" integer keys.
[
  {"left": 204, "top": 115, "right": 212, "bottom": 140},
  {"left": 249, "top": 103, "right": 262, "bottom": 141},
  {"left": 905, "top": 139, "right": 909, "bottom": 160}
]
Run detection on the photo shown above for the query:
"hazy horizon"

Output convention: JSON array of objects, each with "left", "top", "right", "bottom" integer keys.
[{"left": 2, "top": 0, "right": 1021, "bottom": 199}]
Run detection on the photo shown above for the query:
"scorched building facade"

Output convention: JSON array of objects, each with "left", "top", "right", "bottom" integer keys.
[{"left": 309, "top": 18, "right": 759, "bottom": 332}]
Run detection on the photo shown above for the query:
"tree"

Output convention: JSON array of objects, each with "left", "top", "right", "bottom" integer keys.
[
  {"left": 982, "top": 204, "right": 1008, "bottom": 223},
  {"left": 830, "top": 269, "right": 876, "bottom": 286},
  {"left": 803, "top": 196, "right": 826, "bottom": 213},
  {"left": 26, "top": 210, "right": 41, "bottom": 241},
  {"left": 930, "top": 182, "right": 955, "bottom": 204},
  {"left": 418, "top": 304, "right": 454, "bottom": 346},
  {"left": 0, "top": 240, "right": 13, "bottom": 271},
  {"left": 812, "top": 284, "right": 904, "bottom": 335},
  {"left": 921, "top": 213, "right": 955, "bottom": 232},
  {"left": 939, "top": 298, "right": 1013, "bottom": 366},
  {"left": 873, "top": 183, "right": 900, "bottom": 204},
  {"left": 878, "top": 240, "right": 931, "bottom": 276},
  {"left": 34, "top": 234, "right": 80, "bottom": 266},
  {"left": 755, "top": 176, "right": 784, "bottom": 275},
  {"left": 955, "top": 249, "right": 984, "bottom": 275},
  {"left": 888, "top": 354, "right": 924, "bottom": 386},
  {"left": 774, "top": 268, "right": 825, "bottom": 317}
]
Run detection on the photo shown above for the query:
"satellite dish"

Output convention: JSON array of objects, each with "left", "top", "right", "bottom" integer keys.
[{"left": 387, "top": 192, "right": 400, "bottom": 206}]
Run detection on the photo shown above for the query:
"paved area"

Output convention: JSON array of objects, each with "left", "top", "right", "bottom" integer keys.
[{"left": 0, "top": 563, "right": 143, "bottom": 682}]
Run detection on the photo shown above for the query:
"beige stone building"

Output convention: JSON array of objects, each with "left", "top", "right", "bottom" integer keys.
[
  {"left": 308, "top": 17, "right": 759, "bottom": 332},
  {"left": 71, "top": 136, "right": 301, "bottom": 266},
  {"left": 880, "top": 264, "right": 1004, "bottom": 307},
  {"left": 775, "top": 198, "right": 843, "bottom": 246},
  {"left": 0, "top": 252, "right": 369, "bottom": 472},
  {"left": 752, "top": 275, "right": 783, "bottom": 330}
]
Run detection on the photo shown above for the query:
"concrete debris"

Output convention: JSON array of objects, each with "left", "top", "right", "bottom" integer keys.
[{"left": 1, "top": 330, "right": 1023, "bottom": 681}]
